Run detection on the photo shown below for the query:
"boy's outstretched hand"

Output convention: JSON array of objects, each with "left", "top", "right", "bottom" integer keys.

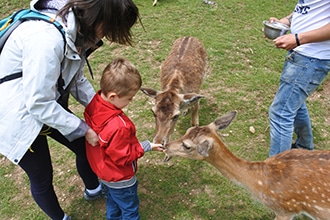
[{"left": 151, "top": 143, "right": 165, "bottom": 152}]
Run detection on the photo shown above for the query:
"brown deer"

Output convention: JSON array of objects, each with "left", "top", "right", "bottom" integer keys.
[
  {"left": 164, "top": 111, "right": 330, "bottom": 220},
  {"left": 141, "top": 36, "right": 207, "bottom": 146}
]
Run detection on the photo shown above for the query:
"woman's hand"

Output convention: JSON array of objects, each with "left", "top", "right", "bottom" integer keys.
[{"left": 85, "top": 128, "right": 99, "bottom": 146}]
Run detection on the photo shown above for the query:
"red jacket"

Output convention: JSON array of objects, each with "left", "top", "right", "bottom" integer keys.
[{"left": 84, "top": 91, "right": 145, "bottom": 182}]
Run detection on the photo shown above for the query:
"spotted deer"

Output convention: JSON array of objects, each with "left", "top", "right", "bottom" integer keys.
[
  {"left": 141, "top": 36, "right": 207, "bottom": 146},
  {"left": 164, "top": 111, "right": 330, "bottom": 220}
]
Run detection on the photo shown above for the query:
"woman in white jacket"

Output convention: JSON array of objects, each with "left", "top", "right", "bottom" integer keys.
[{"left": 0, "top": 0, "right": 140, "bottom": 219}]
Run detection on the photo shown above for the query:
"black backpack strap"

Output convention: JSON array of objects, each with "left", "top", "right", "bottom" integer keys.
[
  {"left": 0, "top": 71, "right": 65, "bottom": 98},
  {"left": 57, "top": 72, "right": 65, "bottom": 95},
  {"left": 84, "top": 39, "right": 104, "bottom": 80},
  {"left": 0, "top": 72, "right": 22, "bottom": 84}
]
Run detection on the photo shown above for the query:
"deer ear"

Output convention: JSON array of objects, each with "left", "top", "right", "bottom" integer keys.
[
  {"left": 182, "top": 93, "right": 204, "bottom": 104},
  {"left": 180, "top": 93, "right": 204, "bottom": 109},
  {"left": 140, "top": 87, "right": 159, "bottom": 98},
  {"left": 197, "top": 140, "right": 212, "bottom": 156},
  {"left": 212, "top": 111, "right": 237, "bottom": 130}
]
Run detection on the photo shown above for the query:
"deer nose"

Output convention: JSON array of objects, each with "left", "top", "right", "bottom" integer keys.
[{"left": 162, "top": 139, "right": 167, "bottom": 146}]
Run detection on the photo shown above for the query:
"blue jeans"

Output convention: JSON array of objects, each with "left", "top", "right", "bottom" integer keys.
[
  {"left": 269, "top": 51, "right": 330, "bottom": 157},
  {"left": 105, "top": 181, "right": 140, "bottom": 220}
]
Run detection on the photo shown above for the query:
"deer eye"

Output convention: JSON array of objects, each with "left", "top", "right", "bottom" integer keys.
[
  {"left": 182, "top": 142, "right": 191, "bottom": 150},
  {"left": 172, "top": 114, "right": 180, "bottom": 121}
]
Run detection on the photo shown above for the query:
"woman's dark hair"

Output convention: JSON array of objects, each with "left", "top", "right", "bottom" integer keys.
[{"left": 57, "top": 0, "right": 140, "bottom": 47}]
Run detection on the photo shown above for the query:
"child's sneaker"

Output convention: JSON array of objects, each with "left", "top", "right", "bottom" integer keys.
[
  {"left": 63, "top": 215, "right": 71, "bottom": 220},
  {"left": 83, "top": 184, "right": 107, "bottom": 201}
]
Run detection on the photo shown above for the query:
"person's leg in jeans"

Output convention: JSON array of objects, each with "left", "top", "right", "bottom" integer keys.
[
  {"left": 106, "top": 181, "right": 140, "bottom": 220},
  {"left": 105, "top": 185, "right": 122, "bottom": 220},
  {"left": 19, "top": 135, "right": 66, "bottom": 220},
  {"left": 269, "top": 51, "right": 330, "bottom": 157},
  {"left": 269, "top": 80, "right": 297, "bottom": 156},
  {"left": 48, "top": 127, "right": 100, "bottom": 190},
  {"left": 293, "top": 102, "right": 314, "bottom": 150}
]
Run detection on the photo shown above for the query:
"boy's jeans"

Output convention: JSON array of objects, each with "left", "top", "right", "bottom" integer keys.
[
  {"left": 106, "top": 181, "right": 139, "bottom": 220},
  {"left": 269, "top": 51, "right": 330, "bottom": 157}
]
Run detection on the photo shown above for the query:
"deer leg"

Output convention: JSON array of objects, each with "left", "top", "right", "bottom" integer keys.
[{"left": 191, "top": 102, "right": 199, "bottom": 126}]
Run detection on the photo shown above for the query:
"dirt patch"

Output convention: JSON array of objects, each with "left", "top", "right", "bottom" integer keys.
[
  {"left": 309, "top": 78, "right": 330, "bottom": 126},
  {"left": 309, "top": 78, "right": 330, "bottom": 101}
]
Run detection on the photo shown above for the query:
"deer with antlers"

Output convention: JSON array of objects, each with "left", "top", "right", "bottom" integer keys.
[
  {"left": 164, "top": 111, "right": 330, "bottom": 220},
  {"left": 141, "top": 36, "right": 207, "bottom": 146}
]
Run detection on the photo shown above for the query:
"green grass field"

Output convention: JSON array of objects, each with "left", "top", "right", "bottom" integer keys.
[{"left": 1, "top": 0, "right": 329, "bottom": 219}]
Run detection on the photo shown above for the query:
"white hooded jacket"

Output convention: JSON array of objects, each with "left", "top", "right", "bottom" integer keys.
[{"left": 0, "top": 0, "right": 95, "bottom": 164}]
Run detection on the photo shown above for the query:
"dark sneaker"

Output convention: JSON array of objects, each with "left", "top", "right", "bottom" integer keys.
[{"left": 84, "top": 184, "right": 107, "bottom": 201}]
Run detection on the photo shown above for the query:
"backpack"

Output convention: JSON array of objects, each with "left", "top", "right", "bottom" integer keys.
[
  {"left": 0, "top": 9, "right": 102, "bottom": 108},
  {"left": 0, "top": 9, "right": 65, "bottom": 53},
  {"left": 0, "top": 9, "right": 68, "bottom": 106}
]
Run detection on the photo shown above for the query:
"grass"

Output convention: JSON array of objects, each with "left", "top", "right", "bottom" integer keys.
[{"left": 1, "top": 0, "right": 330, "bottom": 219}]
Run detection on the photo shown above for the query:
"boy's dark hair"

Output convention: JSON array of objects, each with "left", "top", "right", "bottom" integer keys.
[{"left": 57, "top": 0, "right": 140, "bottom": 47}]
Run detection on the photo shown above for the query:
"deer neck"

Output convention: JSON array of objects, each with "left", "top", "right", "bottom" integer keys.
[
  {"left": 162, "top": 71, "right": 184, "bottom": 92},
  {"left": 205, "top": 136, "right": 261, "bottom": 190}
]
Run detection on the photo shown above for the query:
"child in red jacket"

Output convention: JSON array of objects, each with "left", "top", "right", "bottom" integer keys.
[{"left": 84, "top": 58, "right": 163, "bottom": 220}]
